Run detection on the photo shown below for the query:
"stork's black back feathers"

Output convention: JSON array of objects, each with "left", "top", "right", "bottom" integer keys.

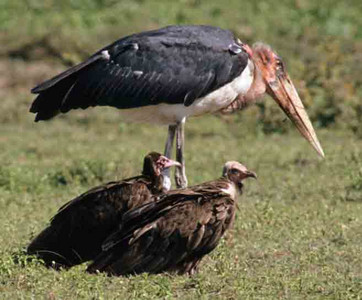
[{"left": 30, "top": 25, "right": 249, "bottom": 121}]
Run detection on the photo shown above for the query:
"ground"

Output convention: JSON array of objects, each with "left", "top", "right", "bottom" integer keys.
[
  {"left": 1, "top": 105, "right": 361, "bottom": 299},
  {"left": 1, "top": 0, "right": 362, "bottom": 299}
]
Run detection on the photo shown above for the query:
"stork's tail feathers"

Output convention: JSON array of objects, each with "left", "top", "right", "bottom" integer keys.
[
  {"left": 29, "top": 52, "right": 109, "bottom": 122},
  {"left": 30, "top": 75, "right": 76, "bottom": 121}
]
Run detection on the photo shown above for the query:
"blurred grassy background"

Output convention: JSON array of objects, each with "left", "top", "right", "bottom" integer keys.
[
  {"left": 0, "top": 0, "right": 362, "bottom": 299},
  {"left": 1, "top": 0, "right": 362, "bottom": 134}
]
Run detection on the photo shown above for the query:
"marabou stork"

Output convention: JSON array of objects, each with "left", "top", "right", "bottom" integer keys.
[
  {"left": 87, "top": 161, "right": 256, "bottom": 276},
  {"left": 30, "top": 25, "right": 324, "bottom": 189},
  {"left": 27, "top": 152, "right": 180, "bottom": 269}
]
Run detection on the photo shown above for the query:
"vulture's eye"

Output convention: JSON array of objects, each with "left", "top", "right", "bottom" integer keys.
[{"left": 230, "top": 169, "right": 239, "bottom": 175}]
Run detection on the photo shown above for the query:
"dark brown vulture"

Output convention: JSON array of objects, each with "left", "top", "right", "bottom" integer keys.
[
  {"left": 27, "top": 152, "right": 180, "bottom": 269},
  {"left": 87, "top": 161, "right": 256, "bottom": 276}
]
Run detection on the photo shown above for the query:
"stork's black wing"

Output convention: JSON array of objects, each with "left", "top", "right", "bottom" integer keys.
[{"left": 30, "top": 25, "right": 249, "bottom": 121}]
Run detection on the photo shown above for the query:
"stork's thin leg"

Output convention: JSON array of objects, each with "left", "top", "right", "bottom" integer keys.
[
  {"left": 175, "top": 119, "right": 187, "bottom": 188},
  {"left": 162, "top": 124, "right": 177, "bottom": 191}
]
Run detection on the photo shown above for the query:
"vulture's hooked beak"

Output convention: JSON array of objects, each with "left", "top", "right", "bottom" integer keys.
[
  {"left": 162, "top": 157, "right": 182, "bottom": 169},
  {"left": 245, "top": 170, "right": 257, "bottom": 179}
]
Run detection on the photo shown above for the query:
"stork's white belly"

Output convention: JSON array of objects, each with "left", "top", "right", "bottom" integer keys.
[{"left": 120, "top": 60, "right": 254, "bottom": 125}]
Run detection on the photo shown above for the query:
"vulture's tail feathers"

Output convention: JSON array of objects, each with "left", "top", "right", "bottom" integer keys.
[{"left": 27, "top": 226, "right": 72, "bottom": 268}]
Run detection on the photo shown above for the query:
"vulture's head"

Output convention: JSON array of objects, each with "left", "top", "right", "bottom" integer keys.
[
  {"left": 222, "top": 161, "right": 257, "bottom": 191},
  {"left": 143, "top": 152, "right": 181, "bottom": 178}
]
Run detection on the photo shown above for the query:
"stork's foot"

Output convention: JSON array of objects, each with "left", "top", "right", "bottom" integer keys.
[{"left": 175, "top": 166, "right": 188, "bottom": 189}]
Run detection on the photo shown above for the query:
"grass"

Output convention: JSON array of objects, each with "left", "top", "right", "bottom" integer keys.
[
  {"left": 1, "top": 0, "right": 362, "bottom": 299},
  {"left": 1, "top": 109, "right": 361, "bottom": 299}
]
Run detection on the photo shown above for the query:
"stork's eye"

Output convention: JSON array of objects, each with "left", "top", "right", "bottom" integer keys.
[{"left": 276, "top": 58, "right": 284, "bottom": 71}]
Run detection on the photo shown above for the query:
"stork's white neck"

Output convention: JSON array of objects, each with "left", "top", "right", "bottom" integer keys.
[
  {"left": 244, "top": 61, "right": 266, "bottom": 101},
  {"left": 219, "top": 60, "right": 267, "bottom": 114}
]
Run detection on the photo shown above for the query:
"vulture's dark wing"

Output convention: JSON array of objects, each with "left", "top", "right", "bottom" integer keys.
[
  {"left": 100, "top": 189, "right": 202, "bottom": 251},
  {"left": 87, "top": 185, "right": 235, "bottom": 275},
  {"left": 30, "top": 25, "right": 249, "bottom": 121},
  {"left": 27, "top": 177, "right": 152, "bottom": 267},
  {"left": 53, "top": 175, "right": 145, "bottom": 219}
]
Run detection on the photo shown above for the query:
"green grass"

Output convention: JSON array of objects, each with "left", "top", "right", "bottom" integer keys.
[
  {"left": 1, "top": 110, "right": 362, "bottom": 299},
  {"left": 1, "top": 0, "right": 362, "bottom": 299}
]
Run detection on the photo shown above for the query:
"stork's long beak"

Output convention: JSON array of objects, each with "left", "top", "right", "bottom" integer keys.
[{"left": 266, "top": 71, "right": 325, "bottom": 158}]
